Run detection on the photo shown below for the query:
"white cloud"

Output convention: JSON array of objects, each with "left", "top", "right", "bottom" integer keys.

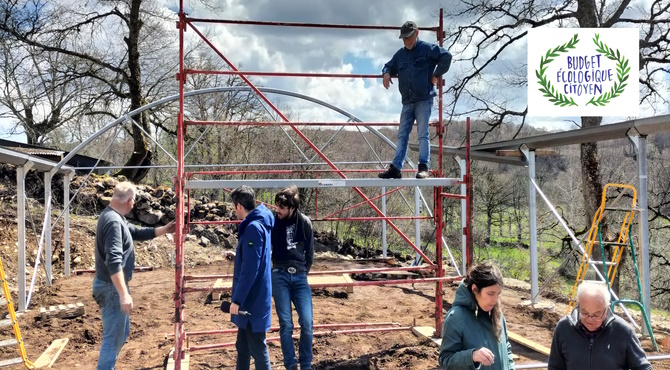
[{"left": 178, "top": 0, "right": 452, "bottom": 126}]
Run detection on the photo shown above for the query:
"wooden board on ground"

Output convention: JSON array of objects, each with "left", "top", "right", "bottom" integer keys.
[
  {"left": 341, "top": 274, "right": 354, "bottom": 293},
  {"left": 212, "top": 278, "right": 231, "bottom": 291},
  {"left": 369, "top": 270, "right": 419, "bottom": 279},
  {"left": 309, "top": 274, "right": 354, "bottom": 293},
  {"left": 34, "top": 338, "right": 68, "bottom": 368},
  {"left": 166, "top": 348, "right": 189, "bottom": 370},
  {"left": 411, "top": 326, "right": 442, "bottom": 346},
  {"left": 212, "top": 274, "right": 355, "bottom": 293},
  {"left": 39, "top": 303, "right": 84, "bottom": 320},
  {"left": 507, "top": 330, "right": 551, "bottom": 356}
]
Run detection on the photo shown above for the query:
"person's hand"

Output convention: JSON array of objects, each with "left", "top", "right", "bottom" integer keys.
[
  {"left": 383, "top": 73, "right": 392, "bottom": 89},
  {"left": 472, "top": 347, "right": 495, "bottom": 366},
  {"left": 165, "top": 220, "right": 176, "bottom": 234},
  {"left": 156, "top": 221, "right": 176, "bottom": 236},
  {"left": 120, "top": 292, "right": 134, "bottom": 314},
  {"left": 230, "top": 303, "right": 239, "bottom": 315},
  {"left": 431, "top": 75, "right": 440, "bottom": 86}
]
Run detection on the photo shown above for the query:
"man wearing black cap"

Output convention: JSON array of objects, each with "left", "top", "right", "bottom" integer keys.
[{"left": 379, "top": 20, "right": 452, "bottom": 179}]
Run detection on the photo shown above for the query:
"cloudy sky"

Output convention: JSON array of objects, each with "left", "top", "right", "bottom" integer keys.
[
  {"left": 2, "top": 0, "right": 668, "bottom": 142},
  {"left": 174, "top": 0, "right": 452, "bottom": 126},
  {"left": 169, "top": 0, "right": 668, "bottom": 131}
]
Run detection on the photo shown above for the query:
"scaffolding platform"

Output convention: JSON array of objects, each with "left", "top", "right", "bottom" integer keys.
[{"left": 185, "top": 178, "right": 460, "bottom": 190}]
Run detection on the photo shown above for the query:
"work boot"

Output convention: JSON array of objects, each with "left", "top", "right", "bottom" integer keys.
[
  {"left": 416, "top": 163, "right": 430, "bottom": 179},
  {"left": 378, "top": 165, "right": 402, "bottom": 179}
]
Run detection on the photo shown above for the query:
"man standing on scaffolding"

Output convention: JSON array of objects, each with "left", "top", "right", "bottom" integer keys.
[
  {"left": 378, "top": 20, "right": 452, "bottom": 179},
  {"left": 271, "top": 185, "right": 314, "bottom": 370},
  {"left": 230, "top": 186, "right": 274, "bottom": 370}
]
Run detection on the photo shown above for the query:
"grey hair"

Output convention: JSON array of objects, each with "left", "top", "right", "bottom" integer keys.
[
  {"left": 576, "top": 281, "right": 611, "bottom": 307},
  {"left": 112, "top": 181, "right": 137, "bottom": 203}
]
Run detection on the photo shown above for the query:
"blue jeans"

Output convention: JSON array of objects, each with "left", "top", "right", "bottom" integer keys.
[
  {"left": 92, "top": 277, "right": 130, "bottom": 370},
  {"left": 392, "top": 98, "right": 433, "bottom": 170},
  {"left": 236, "top": 322, "right": 271, "bottom": 370},
  {"left": 272, "top": 270, "right": 313, "bottom": 370}
]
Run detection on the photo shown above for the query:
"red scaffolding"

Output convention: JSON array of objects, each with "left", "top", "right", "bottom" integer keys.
[{"left": 173, "top": 4, "right": 472, "bottom": 368}]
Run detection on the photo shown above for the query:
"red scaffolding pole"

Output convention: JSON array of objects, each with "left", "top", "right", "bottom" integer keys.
[{"left": 173, "top": 6, "right": 472, "bottom": 367}]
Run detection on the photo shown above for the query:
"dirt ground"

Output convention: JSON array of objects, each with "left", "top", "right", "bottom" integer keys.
[
  {"left": 0, "top": 212, "right": 669, "bottom": 369},
  {"left": 0, "top": 252, "right": 669, "bottom": 370}
]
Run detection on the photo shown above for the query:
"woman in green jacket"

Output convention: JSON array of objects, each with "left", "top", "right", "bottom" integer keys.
[{"left": 439, "top": 262, "right": 515, "bottom": 370}]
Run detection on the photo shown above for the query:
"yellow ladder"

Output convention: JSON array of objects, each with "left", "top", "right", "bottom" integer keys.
[
  {"left": 0, "top": 257, "right": 35, "bottom": 369},
  {"left": 567, "top": 183, "right": 637, "bottom": 313}
]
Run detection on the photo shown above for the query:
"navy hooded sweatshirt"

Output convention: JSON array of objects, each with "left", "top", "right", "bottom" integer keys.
[{"left": 231, "top": 204, "right": 275, "bottom": 333}]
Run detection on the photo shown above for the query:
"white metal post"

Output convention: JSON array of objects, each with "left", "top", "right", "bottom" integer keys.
[
  {"left": 522, "top": 147, "right": 539, "bottom": 303},
  {"left": 64, "top": 172, "right": 74, "bottom": 277},
  {"left": 632, "top": 135, "right": 651, "bottom": 332},
  {"left": 414, "top": 187, "right": 421, "bottom": 263},
  {"left": 44, "top": 171, "right": 52, "bottom": 285},
  {"left": 382, "top": 186, "right": 387, "bottom": 258},
  {"left": 17, "top": 161, "right": 33, "bottom": 312}
]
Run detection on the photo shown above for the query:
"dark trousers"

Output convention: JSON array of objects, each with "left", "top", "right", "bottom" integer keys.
[{"left": 236, "top": 323, "right": 271, "bottom": 370}]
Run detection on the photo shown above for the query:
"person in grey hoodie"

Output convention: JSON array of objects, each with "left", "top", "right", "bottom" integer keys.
[
  {"left": 439, "top": 262, "right": 515, "bottom": 370},
  {"left": 548, "top": 281, "right": 651, "bottom": 370},
  {"left": 93, "top": 181, "right": 175, "bottom": 370}
]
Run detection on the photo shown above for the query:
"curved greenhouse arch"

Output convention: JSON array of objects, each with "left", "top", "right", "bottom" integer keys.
[{"left": 53, "top": 87, "right": 400, "bottom": 173}]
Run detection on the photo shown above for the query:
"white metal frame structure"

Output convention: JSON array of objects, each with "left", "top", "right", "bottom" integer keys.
[
  {"left": 429, "top": 114, "right": 670, "bottom": 325},
  {"left": 0, "top": 147, "right": 74, "bottom": 311}
]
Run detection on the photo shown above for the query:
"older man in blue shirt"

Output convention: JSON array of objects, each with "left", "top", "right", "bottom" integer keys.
[{"left": 379, "top": 21, "right": 452, "bottom": 179}]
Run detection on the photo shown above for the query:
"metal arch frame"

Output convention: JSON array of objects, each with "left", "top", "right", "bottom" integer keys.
[
  {"left": 51, "top": 86, "right": 402, "bottom": 173},
  {"left": 49, "top": 86, "right": 439, "bottom": 251}
]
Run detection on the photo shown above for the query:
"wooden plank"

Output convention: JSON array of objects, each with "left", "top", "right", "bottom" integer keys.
[
  {"left": 411, "top": 326, "right": 441, "bottom": 346},
  {"left": 342, "top": 274, "right": 354, "bottom": 293},
  {"left": 0, "top": 338, "right": 17, "bottom": 348},
  {"left": 34, "top": 338, "right": 69, "bottom": 368},
  {"left": 212, "top": 279, "right": 232, "bottom": 291},
  {"left": 40, "top": 303, "right": 85, "bottom": 320},
  {"left": 507, "top": 330, "right": 551, "bottom": 356},
  {"left": 0, "top": 357, "right": 23, "bottom": 367},
  {"left": 165, "top": 348, "right": 189, "bottom": 370},
  {"left": 212, "top": 274, "right": 355, "bottom": 293},
  {"left": 307, "top": 274, "right": 354, "bottom": 293}
]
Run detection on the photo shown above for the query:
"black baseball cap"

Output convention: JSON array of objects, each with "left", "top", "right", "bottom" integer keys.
[{"left": 399, "top": 21, "right": 418, "bottom": 38}]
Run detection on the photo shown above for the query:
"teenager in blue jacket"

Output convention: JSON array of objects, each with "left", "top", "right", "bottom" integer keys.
[
  {"left": 230, "top": 186, "right": 275, "bottom": 370},
  {"left": 439, "top": 262, "right": 515, "bottom": 370},
  {"left": 379, "top": 20, "right": 452, "bottom": 180}
]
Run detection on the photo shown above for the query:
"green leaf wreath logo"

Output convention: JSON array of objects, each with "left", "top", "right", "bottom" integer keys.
[
  {"left": 536, "top": 34, "right": 579, "bottom": 107},
  {"left": 535, "top": 33, "right": 629, "bottom": 107},
  {"left": 586, "top": 34, "right": 630, "bottom": 106}
]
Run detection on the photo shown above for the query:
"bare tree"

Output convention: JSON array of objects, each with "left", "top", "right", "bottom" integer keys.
[
  {"left": 443, "top": 0, "right": 669, "bottom": 287},
  {"left": 473, "top": 163, "right": 514, "bottom": 243},
  {"left": 0, "top": 40, "right": 103, "bottom": 145},
  {"left": 0, "top": 0, "right": 196, "bottom": 182},
  {"left": 444, "top": 0, "right": 669, "bottom": 226}
]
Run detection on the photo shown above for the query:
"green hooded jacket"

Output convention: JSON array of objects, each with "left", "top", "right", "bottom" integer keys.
[{"left": 439, "top": 282, "right": 515, "bottom": 370}]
